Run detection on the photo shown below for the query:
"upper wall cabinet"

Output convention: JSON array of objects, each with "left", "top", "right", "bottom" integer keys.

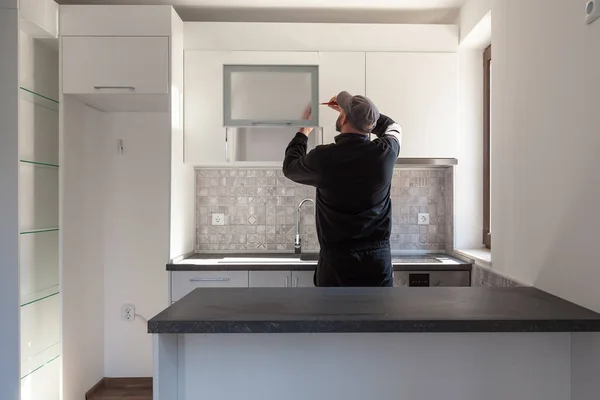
[
  {"left": 224, "top": 65, "right": 319, "bottom": 127},
  {"left": 366, "top": 52, "right": 458, "bottom": 158},
  {"left": 62, "top": 36, "right": 170, "bottom": 112},
  {"left": 318, "top": 52, "right": 365, "bottom": 144},
  {"left": 184, "top": 51, "right": 318, "bottom": 165}
]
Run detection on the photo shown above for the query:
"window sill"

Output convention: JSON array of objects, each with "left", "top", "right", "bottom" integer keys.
[{"left": 455, "top": 248, "right": 492, "bottom": 267}]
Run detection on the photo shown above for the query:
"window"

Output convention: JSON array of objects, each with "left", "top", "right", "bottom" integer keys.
[{"left": 483, "top": 45, "right": 492, "bottom": 249}]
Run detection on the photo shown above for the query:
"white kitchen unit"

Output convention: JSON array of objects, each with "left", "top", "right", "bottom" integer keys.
[
  {"left": 172, "top": 270, "right": 314, "bottom": 299},
  {"left": 185, "top": 51, "right": 320, "bottom": 165},
  {"left": 318, "top": 52, "right": 366, "bottom": 144},
  {"left": 151, "top": 288, "right": 600, "bottom": 400},
  {"left": 60, "top": 5, "right": 193, "bottom": 397},
  {"left": 249, "top": 271, "right": 293, "bottom": 287},
  {"left": 183, "top": 23, "right": 459, "bottom": 164},
  {"left": 291, "top": 271, "right": 315, "bottom": 287},
  {"left": 62, "top": 36, "right": 170, "bottom": 111},
  {"left": 366, "top": 52, "right": 458, "bottom": 158},
  {"left": 186, "top": 51, "right": 457, "bottom": 163},
  {"left": 248, "top": 271, "right": 316, "bottom": 288},
  {"left": 62, "top": 36, "right": 169, "bottom": 93},
  {"left": 230, "top": 126, "right": 319, "bottom": 162},
  {"left": 172, "top": 271, "right": 249, "bottom": 301}
]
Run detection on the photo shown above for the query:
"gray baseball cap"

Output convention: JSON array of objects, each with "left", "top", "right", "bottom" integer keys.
[{"left": 336, "top": 91, "right": 380, "bottom": 133}]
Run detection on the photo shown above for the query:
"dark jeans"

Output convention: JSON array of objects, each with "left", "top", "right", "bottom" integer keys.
[{"left": 314, "top": 244, "right": 393, "bottom": 287}]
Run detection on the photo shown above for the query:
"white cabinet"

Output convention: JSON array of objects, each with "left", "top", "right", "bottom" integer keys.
[
  {"left": 171, "top": 271, "right": 249, "bottom": 301},
  {"left": 249, "top": 270, "right": 315, "bottom": 287},
  {"left": 249, "top": 271, "right": 291, "bottom": 287},
  {"left": 184, "top": 51, "right": 319, "bottom": 164},
  {"left": 291, "top": 271, "right": 315, "bottom": 287},
  {"left": 319, "top": 52, "right": 366, "bottom": 144},
  {"left": 62, "top": 36, "right": 170, "bottom": 111},
  {"left": 230, "top": 126, "right": 319, "bottom": 162},
  {"left": 185, "top": 51, "right": 228, "bottom": 164},
  {"left": 366, "top": 52, "right": 458, "bottom": 157},
  {"left": 171, "top": 269, "right": 315, "bottom": 301}
]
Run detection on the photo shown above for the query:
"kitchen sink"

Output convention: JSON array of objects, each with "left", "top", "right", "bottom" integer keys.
[{"left": 299, "top": 253, "right": 319, "bottom": 261}]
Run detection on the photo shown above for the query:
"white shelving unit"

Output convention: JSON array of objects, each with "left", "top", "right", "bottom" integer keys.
[{"left": 18, "top": 29, "right": 60, "bottom": 400}]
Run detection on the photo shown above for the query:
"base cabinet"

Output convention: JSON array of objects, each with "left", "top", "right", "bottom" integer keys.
[
  {"left": 291, "top": 271, "right": 315, "bottom": 287},
  {"left": 249, "top": 271, "right": 292, "bottom": 288},
  {"left": 171, "top": 269, "right": 316, "bottom": 301}
]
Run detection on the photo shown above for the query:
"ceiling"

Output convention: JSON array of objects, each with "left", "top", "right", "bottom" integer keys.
[{"left": 55, "top": 0, "right": 466, "bottom": 23}]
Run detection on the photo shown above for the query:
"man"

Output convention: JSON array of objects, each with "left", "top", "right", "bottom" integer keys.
[{"left": 283, "top": 91, "right": 402, "bottom": 287}]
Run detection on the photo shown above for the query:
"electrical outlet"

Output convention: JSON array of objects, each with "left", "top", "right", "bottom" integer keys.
[
  {"left": 212, "top": 213, "right": 225, "bottom": 226},
  {"left": 122, "top": 304, "right": 135, "bottom": 321},
  {"left": 418, "top": 213, "right": 430, "bottom": 225}
]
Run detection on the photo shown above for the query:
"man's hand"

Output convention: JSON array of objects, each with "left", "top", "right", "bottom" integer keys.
[
  {"left": 327, "top": 95, "right": 342, "bottom": 113},
  {"left": 299, "top": 105, "right": 313, "bottom": 136}
]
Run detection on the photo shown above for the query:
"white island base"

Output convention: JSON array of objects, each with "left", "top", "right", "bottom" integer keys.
[{"left": 153, "top": 332, "right": 600, "bottom": 400}]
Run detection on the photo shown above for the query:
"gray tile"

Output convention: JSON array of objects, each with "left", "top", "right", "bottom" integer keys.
[{"left": 196, "top": 166, "right": 452, "bottom": 252}]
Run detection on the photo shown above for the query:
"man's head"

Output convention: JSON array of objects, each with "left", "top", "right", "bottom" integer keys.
[{"left": 335, "top": 91, "right": 380, "bottom": 135}]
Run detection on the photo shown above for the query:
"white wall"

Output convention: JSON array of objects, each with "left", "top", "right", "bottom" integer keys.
[
  {"left": 459, "top": 0, "right": 491, "bottom": 43},
  {"left": 491, "top": 0, "right": 600, "bottom": 311},
  {"left": 103, "top": 112, "right": 171, "bottom": 377},
  {"left": 61, "top": 97, "right": 108, "bottom": 400},
  {"left": 454, "top": 49, "right": 484, "bottom": 249},
  {"left": 0, "top": 6, "right": 21, "bottom": 400},
  {"left": 453, "top": 0, "right": 491, "bottom": 250},
  {"left": 185, "top": 22, "right": 458, "bottom": 52},
  {"left": 170, "top": 10, "right": 195, "bottom": 260}
]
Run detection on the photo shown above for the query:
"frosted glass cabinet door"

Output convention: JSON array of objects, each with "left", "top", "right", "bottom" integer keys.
[{"left": 224, "top": 65, "right": 319, "bottom": 127}]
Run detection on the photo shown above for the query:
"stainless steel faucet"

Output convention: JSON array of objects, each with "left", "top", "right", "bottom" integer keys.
[{"left": 295, "top": 198, "right": 315, "bottom": 255}]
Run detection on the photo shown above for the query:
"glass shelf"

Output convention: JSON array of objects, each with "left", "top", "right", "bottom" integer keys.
[
  {"left": 19, "top": 87, "right": 59, "bottom": 112},
  {"left": 20, "top": 228, "right": 59, "bottom": 235},
  {"left": 20, "top": 285, "right": 59, "bottom": 308},
  {"left": 21, "top": 342, "right": 60, "bottom": 380},
  {"left": 20, "top": 160, "right": 59, "bottom": 168}
]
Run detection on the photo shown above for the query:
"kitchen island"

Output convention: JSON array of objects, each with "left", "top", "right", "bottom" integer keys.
[{"left": 149, "top": 287, "right": 600, "bottom": 400}]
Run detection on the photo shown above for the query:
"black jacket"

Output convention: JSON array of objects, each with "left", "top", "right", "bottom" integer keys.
[{"left": 283, "top": 114, "right": 402, "bottom": 251}]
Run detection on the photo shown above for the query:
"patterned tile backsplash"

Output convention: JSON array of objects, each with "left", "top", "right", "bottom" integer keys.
[{"left": 196, "top": 167, "right": 454, "bottom": 252}]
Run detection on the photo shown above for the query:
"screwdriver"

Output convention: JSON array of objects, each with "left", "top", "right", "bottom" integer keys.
[{"left": 320, "top": 101, "right": 338, "bottom": 106}]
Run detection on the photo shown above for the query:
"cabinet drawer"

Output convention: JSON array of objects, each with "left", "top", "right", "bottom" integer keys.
[
  {"left": 62, "top": 36, "right": 169, "bottom": 95},
  {"left": 171, "top": 271, "right": 249, "bottom": 301}
]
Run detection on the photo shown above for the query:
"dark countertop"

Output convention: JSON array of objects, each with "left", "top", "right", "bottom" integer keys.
[
  {"left": 148, "top": 287, "right": 600, "bottom": 334},
  {"left": 167, "top": 253, "right": 472, "bottom": 272}
]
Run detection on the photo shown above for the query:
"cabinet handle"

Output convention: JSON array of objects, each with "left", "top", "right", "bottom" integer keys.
[
  {"left": 189, "top": 277, "right": 230, "bottom": 282},
  {"left": 225, "top": 129, "right": 229, "bottom": 163},
  {"left": 251, "top": 121, "right": 293, "bottom": 126},
  {"left": 93, "top": 86, "right": 136, "bottom": 90},
  {"left": 292, "top": 277, "right": 298, "bottom": 287},
  {"left": 285, "top": 276, "right": 289, "bottom": 287}
]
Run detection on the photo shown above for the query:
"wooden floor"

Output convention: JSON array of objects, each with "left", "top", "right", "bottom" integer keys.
[{"left": 87, "top": 378, "right": 152, "bottom": 400}]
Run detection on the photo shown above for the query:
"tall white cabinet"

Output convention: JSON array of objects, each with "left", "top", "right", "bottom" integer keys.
[{"left": 60, "top": 5, "right": 193, "bottom": 397}]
